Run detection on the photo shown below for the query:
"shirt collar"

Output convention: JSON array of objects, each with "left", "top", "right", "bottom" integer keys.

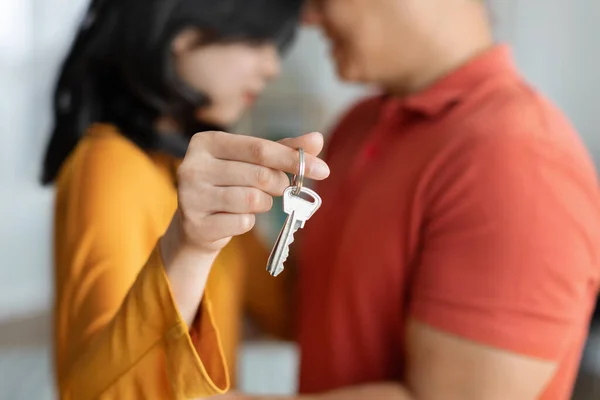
[{"left": 381, "top": 43, "right": 517, "bottom": 119}]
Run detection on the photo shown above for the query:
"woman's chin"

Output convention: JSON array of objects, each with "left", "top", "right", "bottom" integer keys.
[{"left": 194, "top": 109, "right": 242, "bottom": 129}]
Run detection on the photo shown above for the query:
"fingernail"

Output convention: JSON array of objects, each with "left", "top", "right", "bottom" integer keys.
[{"left": 312, "top": 160, "right": 330, "bottom": 179}]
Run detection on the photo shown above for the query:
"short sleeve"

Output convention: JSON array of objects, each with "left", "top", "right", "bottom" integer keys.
[{"left": 409, "top": 134, "right": 600, "bottom": 360}]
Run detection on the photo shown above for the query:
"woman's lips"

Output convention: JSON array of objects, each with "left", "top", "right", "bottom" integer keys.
[{"left": 244, "top": 92, "right": 258, "bottom": 104}]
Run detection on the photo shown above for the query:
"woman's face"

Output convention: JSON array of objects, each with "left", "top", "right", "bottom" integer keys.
[{"left": 172, "top": 29, "right": 282, "bottom": 126}]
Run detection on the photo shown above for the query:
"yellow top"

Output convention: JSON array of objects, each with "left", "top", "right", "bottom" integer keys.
[{"left": 53, "top": 124, "right": 292, "bottom": 399}]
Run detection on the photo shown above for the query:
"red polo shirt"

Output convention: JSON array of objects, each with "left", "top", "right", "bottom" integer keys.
[{"left": 298, "top": 45, "right": 600, "bottom": 399}]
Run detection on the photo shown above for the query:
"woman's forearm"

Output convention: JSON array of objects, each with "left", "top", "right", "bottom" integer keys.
[{"left": 160, "top": 210, "right": 219, "bottom": 327}]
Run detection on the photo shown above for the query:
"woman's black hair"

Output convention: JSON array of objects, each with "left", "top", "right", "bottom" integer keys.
[{"left": 41, "top": 0, "right": 303, "bottom": 184}]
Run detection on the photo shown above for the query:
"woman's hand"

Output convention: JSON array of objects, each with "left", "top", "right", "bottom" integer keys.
[{"left": 160, "top": 130, "right": 329, "bottom": 325}]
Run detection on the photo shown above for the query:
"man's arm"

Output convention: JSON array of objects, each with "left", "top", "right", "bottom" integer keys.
[
  {"left": 226, "top": 384, "right": 411, "bottom": 400},
  {"left": 305, "top": 319, "right": 556, "bottom": 400},
  {"left": 404, "top": 319, "right": 556, "bottom": 400},
  {"left": 238, "top": 319, "right": 555, "bottom": 400}
]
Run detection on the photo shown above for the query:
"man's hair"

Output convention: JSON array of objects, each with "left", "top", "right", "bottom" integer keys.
[{"left": 41, "top": 0, "right": 303, "bottom": 184}]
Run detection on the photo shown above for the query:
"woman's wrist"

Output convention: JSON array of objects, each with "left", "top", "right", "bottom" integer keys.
[
  {"left": 159, "top": 209, "right": 220, "bottom": 271},
  {"left": 159, "top": 210, "right": 220, "bottom": 327}
]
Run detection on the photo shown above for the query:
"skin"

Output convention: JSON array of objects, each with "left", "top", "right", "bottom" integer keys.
[
  {"left": 172, "top": 28, "right": 281, "bottom": 126},
  {"left": 303, "top": 0, "right": 494, "bottom": 94},
  {"left": 208, "top": 0, "right": 557, "bottom": 399}
]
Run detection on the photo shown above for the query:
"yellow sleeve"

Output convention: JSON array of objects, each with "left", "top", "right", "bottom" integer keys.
[
  {"left": 54, "top": 129, "right": 228, "bottom": 399},
  {"left": 239, "top": 231, "right": 296, "bottom": 340},
  {"left": 62, "top": 246, "right": 228, "bottom": 399}
]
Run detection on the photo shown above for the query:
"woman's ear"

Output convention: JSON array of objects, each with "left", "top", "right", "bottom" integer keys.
[{"left": 172, "top": 28, "right": 203, "bottom": 55}]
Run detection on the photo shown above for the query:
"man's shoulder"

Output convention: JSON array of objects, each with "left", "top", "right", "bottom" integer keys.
[
  {"left": 427, "top": 76, "right": 599, "bottom": 206},
  {"left": 451, "top": 76, "right": 593, "bottom": 167},
  {"left": 460, "top": 76, "right": 574, "bottom": 141}
]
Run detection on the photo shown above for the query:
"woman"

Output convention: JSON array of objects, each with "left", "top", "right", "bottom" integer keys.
[{"left": 41, "top": 0, "right": 304, "bottom": 397}]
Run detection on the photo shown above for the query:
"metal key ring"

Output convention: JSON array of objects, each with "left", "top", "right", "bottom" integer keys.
[{"left": 292, "top": 148, "right": 304, "bottom": 196}]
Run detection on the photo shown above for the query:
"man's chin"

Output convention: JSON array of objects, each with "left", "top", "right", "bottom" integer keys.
[{"left": 335, "top": 62, "right": 366, "bottom": 84}]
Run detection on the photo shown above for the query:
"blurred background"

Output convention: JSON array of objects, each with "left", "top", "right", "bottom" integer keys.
[{"left": 0, "top": 0, "right": 599, "bottom": 398}]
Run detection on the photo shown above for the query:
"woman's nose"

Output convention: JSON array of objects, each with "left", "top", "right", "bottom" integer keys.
[{"left": 262, "top": 45, "right": 281, "bottom": 80}]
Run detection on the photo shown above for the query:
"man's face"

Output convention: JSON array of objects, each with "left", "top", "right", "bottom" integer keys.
[{"left": 303, "top": 0, "right": 438, "bottom": 89}]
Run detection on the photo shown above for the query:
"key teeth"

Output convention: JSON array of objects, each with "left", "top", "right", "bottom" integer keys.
[
  {"left": 267, "top": 212, "right": 306, "bottom": 278},
  {"left": 280, "top": 231, "right": 296, "bottom": 265},
  {"left": 280, "top": 246, "right": 289, "bottom": 264}
]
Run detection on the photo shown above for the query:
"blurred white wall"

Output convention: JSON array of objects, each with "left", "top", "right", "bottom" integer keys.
[
  {"left": 0, "top": 0, "right": 89, "bottom": 320},
  {"left": 0, "top": 0, "right": 599, "bottom": 398}
]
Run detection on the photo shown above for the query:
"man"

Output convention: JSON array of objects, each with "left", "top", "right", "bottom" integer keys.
[{"left": 235, "top": 0, "right": 600, "bottom": 399}]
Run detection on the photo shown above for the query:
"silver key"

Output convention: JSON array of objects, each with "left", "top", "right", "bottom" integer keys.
[{"left": 266, "top": 186, "right": 322, "bottom": 277}]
